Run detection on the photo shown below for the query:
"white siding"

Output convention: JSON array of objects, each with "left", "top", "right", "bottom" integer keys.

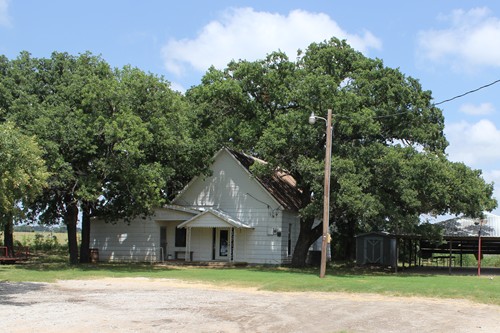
[
  {"left": 187, "top": 228, "right": 212, "bottom": 261},
  {"left": 281, "top": 210, "right": 300, "bottom": 261},
  {"left": 90, "top": 208, "right": 197, "bottom": 262},
  {"left": 186, "top": 214, "right": 231, "bottom": 228},
  {"left": 175, "top": 150, "right": 292, "bottom": 264},
  {"left": 91, "top": 149, "right": 301, "bottom": 265},
  {"left": 90, "top": 216, "right": 159, "bottom": 262}
]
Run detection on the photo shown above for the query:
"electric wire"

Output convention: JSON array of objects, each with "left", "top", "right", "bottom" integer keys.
[
  {"left": 335, "top": 78, "right": 500, "bottom": 121},
  {"left": 433, "top": 79, "right": 500, "bottom": 106}
]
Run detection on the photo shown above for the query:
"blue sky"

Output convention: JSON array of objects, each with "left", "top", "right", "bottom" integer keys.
[{"left": 2, "top": 0, "right": 500, "bottom": 217}]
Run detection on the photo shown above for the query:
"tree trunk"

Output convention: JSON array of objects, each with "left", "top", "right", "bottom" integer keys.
[
  {"left": 79, "top": 202, "right": 91, "bottom": 263},
  {"left": 344, "top": 218, "right": 357, "bottom": 260},
  {"left": 3, "top": 214, "right": 14, "bottom": 256},
  {"left": 65, "top": 199, "right": 79, "bottom": 265},
  {"left": 291, "top": 217, "right": 322, "bottom": 267}
]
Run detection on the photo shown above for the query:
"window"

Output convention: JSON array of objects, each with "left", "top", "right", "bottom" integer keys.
[{"left": 175, "top": 227, "right": 186, "bottom": 247}]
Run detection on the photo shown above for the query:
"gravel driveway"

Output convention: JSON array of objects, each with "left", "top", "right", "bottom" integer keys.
[{"left": 1, "top": 278, "right": 499, "bottom": 333}]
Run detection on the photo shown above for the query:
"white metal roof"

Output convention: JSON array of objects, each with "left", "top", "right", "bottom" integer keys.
[
  {"left": 177, "top": 208, "right": 252, "bottom": 229},
  {"left": 440, "top": 212, "right": 500, "bottom": 237}
]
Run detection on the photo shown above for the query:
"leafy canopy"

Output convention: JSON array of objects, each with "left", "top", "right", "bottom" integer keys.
[
  {"left": 187, "top": 37, "right": 496, "bottom": 262},
  {"left": 0, "top": 121, "right": 49, "bottom": 220}
]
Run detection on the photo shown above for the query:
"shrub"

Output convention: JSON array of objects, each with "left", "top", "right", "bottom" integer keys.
[{"left": 31, "top": 233, "right": 62, "bottom": 251}]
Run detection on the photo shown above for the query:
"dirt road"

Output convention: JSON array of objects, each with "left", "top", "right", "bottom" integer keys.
[{"left": 1, "top": 278, "right": 499, "bottom": 332}]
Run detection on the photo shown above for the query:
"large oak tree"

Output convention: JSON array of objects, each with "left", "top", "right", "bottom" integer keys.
[
  {"left": 1, "top": 52, "right": 210, "bottom": 263},
  {"left": 0, "top": 122, "right": 49, "bottom": 254},
  {"left": 187, "top": 38, "right": 496, "bottom": 266}
]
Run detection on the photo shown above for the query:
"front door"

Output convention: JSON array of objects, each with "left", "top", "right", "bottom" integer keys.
[{"left": 215, "top": 229, "right": 229, "bottom": 260}]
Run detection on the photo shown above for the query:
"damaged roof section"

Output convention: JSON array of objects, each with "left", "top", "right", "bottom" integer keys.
[{"left": 227, "top": 148, "right": 303, "bottom": 211}]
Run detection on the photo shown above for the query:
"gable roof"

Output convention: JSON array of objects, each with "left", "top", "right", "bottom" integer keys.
[
  {"left": 172, "top": 148, "right": 303, "bottom": 211},
  {"left": 226, "top": 149, "right": 302, "bottom": 211},
  {"left": 177, "top": 208, "right": 252, "bottom": 229}
]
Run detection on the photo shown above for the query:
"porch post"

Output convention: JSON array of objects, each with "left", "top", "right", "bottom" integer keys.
[
  {"left": 229, "top": 227, "right": 233, "bottom": 262},
  {"left": 185, "top": 227, "right": 191, "bottom": 262},
  {"left": 232, "top": 228, "right": 235, "bottom": 262}
]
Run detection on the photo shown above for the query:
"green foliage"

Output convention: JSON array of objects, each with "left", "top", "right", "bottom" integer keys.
[
  {"left": 415, "top": 222, "right": 444, "bottom": 242},
  {"left": 13, "top": 231, "right": 66, "bottom": 251},
  {"left": 1, "top": 51, "right": 205, "bottom": 221},
  {"left": 187, "top": 37, "right": 497, "bottom": 263},
  {"left": 32, "top": 233, "right": 61, "bottom": 251},
  {"left": 457, "top": 254, "right": 500, "bottom": 268},
  {"left": 0, "top": 122, "right": 49, "bottom": 220},
  {"left": 1, "top": 51, "right": 214, "bottom": 262},
  {"left": 1, "top": 40, "right": 496, "bottom": 266}
]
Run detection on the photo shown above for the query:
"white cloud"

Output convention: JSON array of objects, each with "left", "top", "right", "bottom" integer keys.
[
  {"left": 0, "top": 0, "right": 11, "bottom": 27},
  {"left": 161, "top": 7, "right": 381, "bottom": 76},
  {"left": 482, "top": 169, "right": 500, "bottom": 213},
  {"left": 417, "top": 7, "right": 500, "bottom": 71},
  {"left": 483, "top": 169, "right": 500, "bottom": 185},
  {"left": 459, "top": 102, "right": 495, "bottom": 115},
  {"left": 169, "top": 81, "right": 186, "bottom": 94},
  {"left": 445, "top": 119, "right": 500, "bottom": 165}
]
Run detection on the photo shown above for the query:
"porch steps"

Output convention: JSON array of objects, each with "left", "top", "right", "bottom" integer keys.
[{"left": 156, "top": 261, "right": 248, "bottom": 268}]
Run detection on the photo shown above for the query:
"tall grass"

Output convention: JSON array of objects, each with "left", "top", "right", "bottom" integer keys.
[{"left": 459, "top": 254, "right": 500, "bottom": 267}]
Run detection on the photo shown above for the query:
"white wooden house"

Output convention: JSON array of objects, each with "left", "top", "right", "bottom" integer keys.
[{"left": 89, "top": 148, "right": 302, "bottom": 264}]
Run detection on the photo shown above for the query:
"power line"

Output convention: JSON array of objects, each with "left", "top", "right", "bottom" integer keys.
[
  {"left": 336, "top": 78, "right": 500, "bottom": 121},
  {"left": 433, "top": 79, "right": 500, "bottom": 106}
]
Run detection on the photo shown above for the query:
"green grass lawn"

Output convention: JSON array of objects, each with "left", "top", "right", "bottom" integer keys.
[{"left": 1, "top": 255, "right": 499, "bottom": 306}]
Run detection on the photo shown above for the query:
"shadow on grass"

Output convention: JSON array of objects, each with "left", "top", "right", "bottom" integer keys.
[
  {"left": 12, "top": 251, "right": 177, "bottom": 275},
  {"left": 20, "top": 261, "right": 179, "bottom": 274},
  {"left": 17, "top": 250, "right": 496, "bottom": 278},
  {"left": 235, "top": 262, "right": 435, "bottom": 279}
]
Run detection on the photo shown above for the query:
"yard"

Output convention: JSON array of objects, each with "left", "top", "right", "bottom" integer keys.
[
  {"left": 1, "top": 277, "right": 499, "bottom": 333},
  {"left": 1, "top": 258, "right": 500, "bottom": 332}
]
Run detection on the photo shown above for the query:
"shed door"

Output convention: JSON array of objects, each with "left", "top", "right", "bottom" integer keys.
[{"left": 364, "top": 237, "right": 383, "bottom": 264}]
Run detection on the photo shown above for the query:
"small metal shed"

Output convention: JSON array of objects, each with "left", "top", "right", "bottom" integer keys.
[{"left": 356, "top": 232, "right": 397, "bottom": 267}]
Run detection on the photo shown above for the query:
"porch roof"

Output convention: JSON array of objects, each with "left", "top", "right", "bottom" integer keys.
[{"left": 177, "top": 209, "right": 252, "bottom": 229}]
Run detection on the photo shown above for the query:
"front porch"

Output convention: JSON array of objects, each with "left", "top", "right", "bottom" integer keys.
[{"left": 176, "top": 208, "right": 252, "bottom": 263}]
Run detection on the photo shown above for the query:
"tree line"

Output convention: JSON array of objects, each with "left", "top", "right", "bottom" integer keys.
[{"left": 0, "top": 38, "right": 496, "bottom": 266}]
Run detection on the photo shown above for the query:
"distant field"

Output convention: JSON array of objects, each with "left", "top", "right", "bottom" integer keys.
[
  {"left": 14, "top": 231, "right": 69, "bottom": 245},
  {"left": 6, "top": 232, "right": 81, "bottom": 252}
]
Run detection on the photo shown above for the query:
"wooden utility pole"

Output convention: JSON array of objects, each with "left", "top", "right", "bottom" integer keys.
[{"left": 320, "top": 109, "right": 333, "bottom": 278}]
